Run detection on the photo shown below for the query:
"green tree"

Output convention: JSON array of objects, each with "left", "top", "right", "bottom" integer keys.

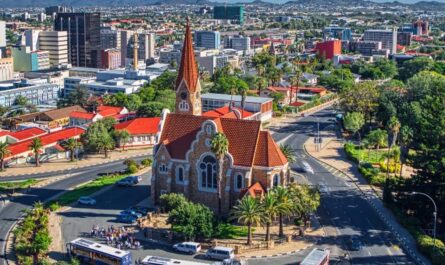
[
  {"left": 211, "top": 76, "right": 249, "bottom": 95},
  {"left": 61, "top": 138, "right": 81, "bottom": 162},
  {"left": 230, "top": 196, "right": 265, "bottom": 245},
  {"left": 288, "top": 184, "right": 320, "bottom": 225},
  {"left": 137, "top": 86, "right": 156, "bottom": 102},
  {"left": 398, "top": 125, "right": 413, "bottom": 178},
  {"left": 114, "top": 130, "right": 130, "bottom": 151},
  {"left": 272, "top": 186, "right": 293, "bottom": 238},
  {"left": 125, "top": 94, "right": 142, "bottom": 111},
  {"left": 58, "top": 85, "right": 89, "bottom": 108},
  {"left": 374, "top": 59, "right": 398, "bottom": 79},
  {"left": 211, "top": 132, "right": 229, "bottom": 216},
  {"left": 343, "top": 112, "right": 365, "bottom": 143},
  {"left": 160, "top": 193, "right": 188, "bottom": 212},
  {"left": 14, "top": 95, "right": 28, "bottom": 106},
  {"left": 318, "top": 68, "right": 354, "bottom": 92},
  {"left": 365, "top": 129, "right": 388, "bottom": 150},
  {"left": 83, "top": 121, "right": 114, "bottom": 154},
  {"left": 29, "top": 138, "right": 43, "bottom": 167},
  {"left": 0, "top": 142, "right": 10, "bottom": 171},
  {"left": 262, "top": 191, "right": 289, "bottom": 242},
  {"left": 96, "top": 133, "right": 115, "bottom": 158},
  {"left": 399, "top": 57, "right": 434, "bottom": 81},
  {"left": 150, "top": 71, "right": 177, "bottom": 90},
  {"left": 279, "top": 144, "right": 296, "bottom": 163},
  {"left": 101, "top": 117, "right": 118, "bottom": 132},
  {"left": 340, "top": 81, "right": 379, "bottom": 123},
  {"left": 137, "top": 102, "right": 165, "bottom": 117}
]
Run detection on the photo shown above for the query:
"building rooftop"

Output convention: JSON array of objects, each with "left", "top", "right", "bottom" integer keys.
[{"left": 202, "top": 93, "right": 273, "bottom": 104}]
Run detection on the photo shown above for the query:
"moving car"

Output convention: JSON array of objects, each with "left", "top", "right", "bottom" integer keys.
[
  {"left": 119, "top": 210, "right": 142, "bottom": 218},
  {"left": 205, "top": 247, "right": 235, "bottom": 261},
  {"left": 117, "top": 178, "right": 136, "bottom": 187},
  {"left": 301, "top": 161, "right": 314, "bottom": 174},
  {"left": 116, "top": 214, "right": 137, "bottom": 224},
  {"left": 129, "top": 175, "right": 142, "bottom": 184},
  {"left": 77, "top": 196, "right": 96, "bottom": 205},
  {"left": 173, "top": 242, "right": 201, "bottom": 254}
]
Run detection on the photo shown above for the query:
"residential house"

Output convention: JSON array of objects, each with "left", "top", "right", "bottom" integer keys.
[{"left": 114, "top": 117, "right": 161, "bottom": 148}]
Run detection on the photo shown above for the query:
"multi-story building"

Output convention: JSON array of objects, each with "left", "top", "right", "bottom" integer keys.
[
  {"left": 86, "top": 78, "right": 147, "bottom": 95},
  {"left": 159, "top": 48, "right": 181, "bottom": 65},
  {"left": 11, "top": 46, "right": 50, "bottom": 72},
  {"left": 0, "top": 20, "right": 6, "bottom": 51},
  {"left": 126, "top": 32, "right": 155, "bottom": 65},
  {"left": 214, "top": 6, "right": 244, "bottom": 24},
  {"left": 120, "top": 30, "right": 133, "bottom": 67},
  {"left": 413, "top": 19, "right": 429, "bottom": 36},
  {"left": 25, "top": 29, "right": 41, "bottom": 51},
  {"left": 194, "top": 31, "right": 220, "bottom": 49},
  {"left": 315, "top": 40, "right": 342, "bottom": 60},
  {"left": 101, "top": 27, "right": 121, "bottom": 50},
  {"left": 350, "top": 41, "right": 382, "bottom": 56},
  {"left": 363, "top": 29, "right": 397, "bottom": 54},
  {"left": 397, "top": 32, "right": 412, "bottom": 46},
  {"left": 39, "top": 31, "right": 69, "bottom": 67},
  {"left": 224, "top": 35, "right": 250, "bottom": 51},
  {"left": 45, "top": 6, "right": 71, "bottom": 16},
  {"left": 0, "top": 79, "right": 59, "bottom": 106},
  {"left": 54, "top": 12, "right": 101, "bottom": 68},
  {"left": 0, "top": 58, "right": 14, "bottom": 81},
  {"left": 101, "top": 48, "right": 121, "bottom": 70},
  {"left": 63, "top": 76, "right": 96, "bottom": 96},
  {"left": 323, "top": 26, "right": 353, "bottom": 41}
]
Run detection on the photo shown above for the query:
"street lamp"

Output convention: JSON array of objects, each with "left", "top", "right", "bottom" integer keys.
[{"left": 409, "top": 191, "right": 437, "bottom": 254}]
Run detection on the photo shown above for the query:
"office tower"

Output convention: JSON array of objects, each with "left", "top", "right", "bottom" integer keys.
[
  {"left": 11, "top": 46, "right": 49, "bottom": 72},
  {"left": 315, "top": 40, "right": 342, "bottom": 60},
  {"left": 194, "top": 31, "right": 220, "bottom": 49},
  {"left": 0, "top": 58, "right": 14, "bottom": 81},
  {"left": 413, "top": 19, "right": 429, "bottom": 36},
  {"left": 0, "top": 21, "right": 6, "bottom": 48},
  {"left": 54, "top": 12, "right": 101, "bottom": 68},
  {"left": 351, "top": 41, "right": 382, "bottom": 56},
  {"left": 224, "top": 35, "right": 250, "bottom": 51},
  {"left": 323, "top": 26, "right": 353, "bottom": 41},
  {"left": 120, "top": 29, "right": 133, "bottom": 67},
  {"left": 397, "top": 32, "right": 412, "bottom": 46},
  {"left": 126, "top": 32, "right": 155, "bottom": 64},
  {"left": 214, "top": 6, "right": 244, "bottom": 24},
  {"left": 363, "top": 28, "right": 397, "bottom": 54},
  {"left": 39, "top": 31, "right": 68, "bottom": 67},
  {"left": 101, "top": 48, "right": 121, "bottom": 70},
  {"left": 45, "top": 6, "right": 71, "bottom": 16},
  {"left": 101, "top": 27, "right": 121, "bottom": 50},
  {"left": 25, "top": 29, "right": 41, "bottom": 51},
  {"left": 37, "top": 13, "right": 47, "bottom": 22}
]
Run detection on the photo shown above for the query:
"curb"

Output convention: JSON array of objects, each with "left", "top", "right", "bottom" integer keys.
[
  {"left": 239, "top": 242, "right": 315, "bottom": 259},
  {"left": 303, "top": 142, "right": 430, "bottom": 265}
]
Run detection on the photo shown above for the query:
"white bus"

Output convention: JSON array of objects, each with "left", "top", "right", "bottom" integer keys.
[
  {"left": 300, "top": 248, "right": 330, "bottom": 265},
  {"left": 67, "top": 238, "right": 132, "bottom": 265},
  {"left": 141, "top": 256, "right": 209, "bottom": 265}
]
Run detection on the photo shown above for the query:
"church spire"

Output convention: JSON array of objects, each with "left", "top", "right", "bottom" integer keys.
[{"left": 176, "top": 17, "right": 199, "bottom": 92}]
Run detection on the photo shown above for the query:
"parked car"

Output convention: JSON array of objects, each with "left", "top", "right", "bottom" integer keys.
[
  {"left": 117, "top": 178, "right": 136, "bottom": 187},
  {"left": 116, "top": 214, "right": 137, "bottom": 224},
  {"left": 205, "top": 247, "right": 235, "bottom": 261},
  {"left": 348, "top": 236, "right": 362, "bottom": 251},
  {"left": 120, "top": 210, "right": 142, "bottom": 218},
  {"left": 214, "top": 259, "right": 248, "bottom": 265},
  {"left": 129, "top": 175, "right": 142, "bottom": 184},
  {"left": 129, "top": 206, "right": 150, "bottom": 216},
  {"left": 173, "top": 242, "right": 201, "bottom": 254},
  {"left": 77, "top": 196, "right": 96, "bottom": 205}
]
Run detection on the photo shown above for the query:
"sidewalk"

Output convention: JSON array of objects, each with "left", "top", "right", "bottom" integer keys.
[
  {"left": 0, "top": 148, "right": 152, "bottom": 178},
  {"left": 305, "top": 138, "right": 431, "bottom": 265}
]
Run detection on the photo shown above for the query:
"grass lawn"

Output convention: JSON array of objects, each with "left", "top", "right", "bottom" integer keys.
[
  {"left": 214, "top": 223, "right": 251, "bottom": 239},
  {"left": 50, "top": 174, "right": 129, "bottom": 207},
  {"left": 347, "top": 144, "right": 387, "bottom": 164},
  {"left": 0, "top": 179, "right": 40, "bottom": 193}
]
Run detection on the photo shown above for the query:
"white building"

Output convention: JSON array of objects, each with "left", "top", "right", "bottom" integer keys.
[
  {"left": 25, "top": 29, "right": 41, "bottom": 51},
  {"left": 0, "top": 21, "right": 6, "bottom": 48},
  {"left": 86, "top": 78, "right": 147, "bottom": 95},
  {"left": 63, "top": 76, "right": 96, "bottom": 96},
  {"left": 363, "top": 29, "right": 397, "bottom": 54},
  {"left": 39, "top": 31, "right": 68, "bottom": 67},
  {"left": 0, "top": 58, "right": 14, "bottom": 81},
  {"left": 0, "top": 78, "right": 59, "bottom": 107}
]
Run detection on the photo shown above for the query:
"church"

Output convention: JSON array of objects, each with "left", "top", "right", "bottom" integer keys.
[{"left": 151, "top": 20, "right": 290, "bottom": 214}]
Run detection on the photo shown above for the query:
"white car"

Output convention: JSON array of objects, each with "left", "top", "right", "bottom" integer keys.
[
  {"left": 173, "top": 242, "right": 201, "bottom": 254},
  {"left": 77, "top": 196, "right": 96, "bottom": 205},
  {"left": 301, "top": 161, "right": 314, "bottom": 174}
]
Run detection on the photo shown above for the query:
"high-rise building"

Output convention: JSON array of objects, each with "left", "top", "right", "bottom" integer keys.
[
  {"left": 350, "top": 41, "right": 382, "bottom": 56},
  {"left": 0, "top": 58, "right": 14, "bottom": 81},
  {"left": 315, "top": 40, "right": 342, "bottom": 60},
  {"left": 101, "top": 27, "right": 121, "bottom": 50},
  {"left": 25, "top": 29, "right": 41, "bottom": 51},
  {"left": 39, "top": 31, "right": 69, "bottom": 67},
  {"left": 45, "top": 6, "right": 71, "bottom": 16},
  {"left": 213, "top": 6, "right": 244, "bottom": 24},
  {"left": 101, "top": 48, "right": 121, "bottom": 70},
  {"left": 224, "top": 35, "right": 250, "bottom": 51},
  {"left": 0, "top": 21, "right": 6, "bottom": 49},
  {"left": 413, "top": 19, "right": 429, "bottom": 36},
  {"left": 54, "top": 12, "right": 101, "bottom": 68},
  {"left": 363, "top": 28, "right": 397, "bottom": 54},
  {"left": 11, "top": 46, "right": 50, "bottom": 72},
  {"left": 126, "top": 32, "right": 155, "bottom": 64},
  {"left": 120, "top": 30, "right": 133, "bottom": 67},
  {"left": 323, "top": 26, "right": 353, "bottom": 41},
  {"left": 194, "top": 31, "right": 220, "bottom": 49},
  {"left": 397, "top": 32, "right": 412, "bottom": 46}
]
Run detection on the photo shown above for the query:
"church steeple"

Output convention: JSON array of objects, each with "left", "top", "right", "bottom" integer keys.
[{"left": 175, "top": 18, "right": 202, "bottom": 116}]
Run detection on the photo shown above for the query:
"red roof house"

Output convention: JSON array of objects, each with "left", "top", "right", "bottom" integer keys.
[{"left": 114, "top": 118, "right": 161, "bottom": 147}]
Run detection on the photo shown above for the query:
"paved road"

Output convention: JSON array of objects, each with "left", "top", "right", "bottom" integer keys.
[
  {"left": 0, "top": 157, "right": 148, "bottom": 265},
  {"left": 268, "top": 107, "right": 415, "bottom": 265}
]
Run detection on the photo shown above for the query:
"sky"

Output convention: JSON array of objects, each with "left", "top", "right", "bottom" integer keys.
[{"left": 215, "top": 0, "right": 444, "bottom": 3}]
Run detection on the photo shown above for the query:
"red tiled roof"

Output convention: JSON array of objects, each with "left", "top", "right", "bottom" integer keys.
[
  {"left": 70, "top": 111, "right": 96, "bottom": 120},
  {"left": 0, "top": 131, "right": 11, "bottom": 137},
  {"left": 254, "top": 131, "right": 288, "bottom": 167},
  {"left": 290, "top": 101, "right": 305, "bottom": 107},
  {"left": 176, "top": 18, "right": 199, "bottom": 92},
  {"left": 9, "top": 127, "right": 47, "bottom": 141},
  {"left": 202, "top": 106, "right": 253, "bottom": 119},
  {"left": 97, "top": 106, "right": 124, "bottom": 117},
  {"left": 240, "top": 182, "right": 265, "bottom": 198},
  {"left": 114, "top": 118, "right": 161, "bottom": 135},
  {"left": 7, "top": 127, "right": 85, "bottom": 158}
]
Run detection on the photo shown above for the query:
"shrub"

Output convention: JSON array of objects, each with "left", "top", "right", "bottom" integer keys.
[
  {"left": 379, "top": 161, "right": 401, "bottom": 173},
  {"left": 358, "top": 164, "right": 384, "bottom": 185},
  {"left": 344, "top": 142, "right": 360, "bottom": 163},
  {"left": 127, "top": 164, "right": 138, "bottom": 174},
  {"left": 141, "top": 158, "right": 152, "bottom": 167},
  {"left": 160, "top": 193, "right": 188, "bottom": 212},
  {"left": 48, "top": 201, "right": 60, "bottom": 212},
  {"left": 123, "top": 159, "right": 137, "bottom": 168},
  {"left": 274, "top": 111, "right": 283, "bottom": 117}
]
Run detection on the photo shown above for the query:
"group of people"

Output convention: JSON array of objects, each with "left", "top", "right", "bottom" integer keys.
[{"left": 90, "top": 224, "right": 142, "bottom": 250}]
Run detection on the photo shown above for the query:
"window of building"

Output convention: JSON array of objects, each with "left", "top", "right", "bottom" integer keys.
[
  {"left": 199, "top": 156, "right": 217, "bottom": 191},
  {"left": 179, "top": 101, "right": 189, "bottom": 111},
  {"left": 236, "top": 174, "right": 244, "bottom": 190},
  {"left": 273, "top": 174, "right": 280, "bottom": 187},
  {"left": 206, "top": 125, "right": 213, "bottom": 135},
  {"left": 159, "top": 164, "right": 167, "bottom": 173},
  {"left": 176, "top": 166, "right": 184, "bottom": 183}
]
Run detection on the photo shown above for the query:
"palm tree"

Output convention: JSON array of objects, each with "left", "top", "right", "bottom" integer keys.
[
  {"left": 256, "top": 77, "right": 268, "bottom": 96},
  {"left": 386, "top": 117, "right": 401, "bottom": 179},
  {"left": 97, "top": 135, "right": 115, "bottom": 158},
  {"left": 61, "top": 138, "right": 81, "bottom": 162},
  {"left": 272, "top": 186, "right": 292, "bottom": 238},
  {"left": 0, "top": 142, "right": 10, "bottom": 171},
  {"left": 230, "top": 196, "right": 265, "bottom": 245},
  {"left": 262, "top": 191, "right": 290, "bottom": 241},
  {"left": 279, "top": 144, "right": 296, "bottom": 163},
  {"left": 211, "top": 132, "right": 229, "bottom": 216},
  {"left": 114, "top": 130, "right": 131, "bottom": 151},
  {"left": 399, "top": 126, "right": 413, "bottom": 178},
  {"left": 29, "top": 138, "right": 43, "bottom": 167}
]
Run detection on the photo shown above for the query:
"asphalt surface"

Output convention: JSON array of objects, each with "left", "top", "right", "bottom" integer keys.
[
  {"left": 0, "top": 156, "right": 148, "bottom": 265},
  {"left": 267, "top": 107, "right": 415, "bottom": 265}
]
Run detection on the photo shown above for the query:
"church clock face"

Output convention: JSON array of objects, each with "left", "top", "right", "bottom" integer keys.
[{"left": 180, "top": 92, "right": 187, "bottom": 100}]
